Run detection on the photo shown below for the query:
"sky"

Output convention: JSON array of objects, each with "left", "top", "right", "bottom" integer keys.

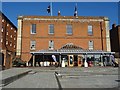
[{"left": 1, "top": 2, "right": 119, "bottom": 29}]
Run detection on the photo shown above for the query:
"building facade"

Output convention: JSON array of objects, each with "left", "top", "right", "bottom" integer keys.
[
  {"left": 0, "top": 12, "right": 17, "bottom": 69},
  {"left": 110, "top": 24, "right": 120, "bottom": 58},
  {"left": 17, "top": 15, "right": 112, "bottom": 67}
]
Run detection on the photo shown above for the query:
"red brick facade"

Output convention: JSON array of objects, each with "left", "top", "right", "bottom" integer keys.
[
  {"left": 0, "top": 12, "right": 17, "bottom": 69},
  {"left": 16, "top": 16, "right": 111, "bottom": 63}
]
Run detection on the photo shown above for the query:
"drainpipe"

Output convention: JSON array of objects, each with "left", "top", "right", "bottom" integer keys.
[{"left": 100, "top": 22, "right": 103, "bottom": 51}]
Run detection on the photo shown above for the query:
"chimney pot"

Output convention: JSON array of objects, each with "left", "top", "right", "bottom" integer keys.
[{"left": 58, "top": 11, "right": 61, "bottom": 16}]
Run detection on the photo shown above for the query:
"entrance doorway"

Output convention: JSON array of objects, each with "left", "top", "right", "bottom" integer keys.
[
  {"left": 68, "top": 55, "right": 74, "bottom": 66},
  {"left": 74, "top": 55, "right": 78, "bottom": 66}
]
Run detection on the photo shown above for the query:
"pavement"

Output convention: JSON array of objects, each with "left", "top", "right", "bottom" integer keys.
[
  {"left": 0, "top": 68, "right": 32, "bottom": 87},
  {"left": 2, "top": 71, "right": 58, "bottom": 88},
  {"left": 0, "top": 67, "right": 119, "bottom": 90}
]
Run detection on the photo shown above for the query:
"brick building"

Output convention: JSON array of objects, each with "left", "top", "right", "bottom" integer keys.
[
  {"left": 0, "top": 12, "right": 17, "bottom": 69},
  {"left": 110, "top": 24, "right": 120, "bottom": 58},
  {"left": 16, "top": 15, "right": 113, "bottom": 67}
]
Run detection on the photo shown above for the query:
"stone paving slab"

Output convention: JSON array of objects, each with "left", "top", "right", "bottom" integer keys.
[
  {"left": 56, "top": 67, "right": 119, "bottom": 89},
  {"left": 59, "top": 74, "right": 118, "bottom": 88},
  {"left": 1, "top": 67, "right": 119, "bottom": 89},
  {"left": 0, "top": 68, "right": 32, "bottom": 86},
  {"left": 3, "top": 71, "right": 59, "bottom": 88}
]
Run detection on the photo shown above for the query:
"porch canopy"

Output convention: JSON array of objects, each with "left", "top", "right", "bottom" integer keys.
[
  {"left": 30, "top": 43, "right": 115, "bottom": 67},
  {"left": 30, "top": 43, "right": 115, "bottom": 55},
  {"left": 30, "top": 49, "right": 115, "bottom": 55}
]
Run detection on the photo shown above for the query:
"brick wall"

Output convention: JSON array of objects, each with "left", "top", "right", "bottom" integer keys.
[
  {"left": 18, "top": 16, "right": 108, "bottom": 62},
  {"left": 1, "top": 13, "right": 17, "bottom": 69}
]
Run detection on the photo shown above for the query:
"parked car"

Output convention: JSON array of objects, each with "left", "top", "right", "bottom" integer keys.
[{"left": 12, "top": 57, "right": 26, "bottom": 67}]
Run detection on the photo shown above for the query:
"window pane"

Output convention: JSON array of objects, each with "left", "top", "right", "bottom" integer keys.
[
  {"left": 49, "top": 40, "right": 54, "bottom": 50},
  {"left": 31, "top": 24, "right": 36, "bottom": 34},
  {"left": 67, "top": 24, "right": 72, "bottom": 35},
  {"left": 2, "top": 19, "right": 4, "bottom": 22},
  {"left": 88, "top": 25, "right": 93, "bottom": 35},
  {"left": 6, "top": 41, "right": 8, "bottom": 45},
  {"left": 49, "top": 24, "right": 54, "bottom": 34},
  {"left": 7, "top": 31, "right": 8, "bottom": 35},
  {"left": 88, "top": 41, "right": 93, "bottom": 50},
  {"left": 30, "top": 41, "right": 36, "bottom": 50},
  {"left": 1, "top": 27, "right": 3, "bottom": 32},
  {"left": 1, "top": 39, "right": 3, "bottom": 42}
]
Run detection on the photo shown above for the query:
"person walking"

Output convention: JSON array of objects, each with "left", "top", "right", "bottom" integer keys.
[
  {"left": 103, "top": 56, "right": 107, "bottom": 67},
  {"left": 110, "top": 54, "right": 118, "bottom": 67}
]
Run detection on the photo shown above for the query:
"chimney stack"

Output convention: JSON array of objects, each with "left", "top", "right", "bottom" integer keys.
[
  {"left": 112, "top": 24, "right": 116, "bottom": 29},
  {"left": 58, "top": 11, "right": 61, "bottom": 16}
]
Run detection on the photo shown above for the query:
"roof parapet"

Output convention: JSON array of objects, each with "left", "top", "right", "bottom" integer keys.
[
  {"left": 104, "top": 17, "right": 109, "bottom": 21},
  {"left": 18, "top": 16, "right": 23, "bottom": 19}
]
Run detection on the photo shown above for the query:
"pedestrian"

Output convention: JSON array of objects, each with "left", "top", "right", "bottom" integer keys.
[
  {"left": 110, "top": 54, "right": 118, "bottom": 67},
  {"left": 103, "top": 56, "right": 107, "bottom": 67}
]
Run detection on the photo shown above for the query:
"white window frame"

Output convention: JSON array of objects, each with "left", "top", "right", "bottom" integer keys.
[
  {"left": 1, "top": 27, "right": 3, "bottom": 32},
  {"left": 7, "top": 23, "right": 9, "bottom": 26},
  {"left": 10, "top": 35, "right": 12, "bottom": 38},
  {"left": 88, "top": 41, "right": 94, "bottom": 50},
  {"left": 14, "top": 37, "right": 16, "bottom": 40},
  {"left": 6, "top": 31, "right": 8, "bottom": 35},
  {"left": 66, "top": 24, "right": 73, "bottom": 35},
  {"left": 49, "top": 24, "right": 54, "bottom": 34},
  {"left": 49, "top": 40, "right": 54, "bottom": 50},
  {"left": 14, "top": 45, "right": 16, "bottom": 48},
  {"left": 6, "top": 41, "right": 8, "bottom": 45},
  {"left": 31, "top": 24, "right": 36, "bottom": 34},
  {"left": 1, "top": 38, "right": 3, "bottom": 42},
  {"left": 2, "top": 19, "right": 4, "bottom": 22},
  {"left": 30, "top": 40, "right": 36, "bottom": 50},
  {"left": 88, "top": 25, "right": 93, "bottom": 35},
  {"left": 10, "top": 43, "right": 12, "bottom": 46}
]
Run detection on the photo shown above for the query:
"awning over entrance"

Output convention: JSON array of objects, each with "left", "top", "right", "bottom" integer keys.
[
  {"left": 30, "top": 49, "right": 115, "bottom": 55},
  {"left": 29, "top": 43, "right": 115, "bottom": 67}
]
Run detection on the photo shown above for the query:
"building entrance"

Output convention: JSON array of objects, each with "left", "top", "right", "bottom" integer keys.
[
  {"left": 30, "top": 44, "right": 115, "bottom": 67},
  {"left": 74, "top": 55, "right": 78, "bottom": 66}
]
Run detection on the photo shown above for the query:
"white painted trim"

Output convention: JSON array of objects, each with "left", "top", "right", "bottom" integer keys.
[
  {"left": 16, "top": 19, "right": 22, "bottom": 56},
  {"left": 105, "top": 19, "right": 111, "bottom": 52},
  {"left": 23, "top": 18, "right": 104, "bottom": 22},
  {"left": 30, "top": 51, "right": 115, "bottom": 54}
]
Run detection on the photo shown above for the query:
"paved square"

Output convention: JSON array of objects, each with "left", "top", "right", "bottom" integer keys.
[{"left": 2, "top": 67, "right": 119, "bottom": 89}]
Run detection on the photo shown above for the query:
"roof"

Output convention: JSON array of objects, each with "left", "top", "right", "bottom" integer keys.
[
  {"left": 18, "top": 15, "right": 107, "bottom": 20},
  {"left": 1, "top": 12, "right": 17, "bottom": 30}
]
